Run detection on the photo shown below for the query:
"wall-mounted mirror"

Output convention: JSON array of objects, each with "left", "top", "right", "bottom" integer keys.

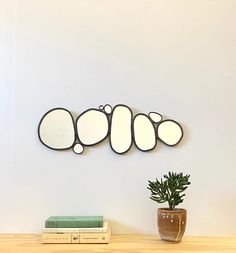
[
  {"left": 76, "top": 109, "right": 109, "bottom": 146},
  {"left": 38, "top": 108, "right": 75, "bottom": 150},
  {"left": 38, "top": 105, "right": 185, "bottom": 154},
  {"left": 133, "top": 114, "right": 156, "bottom": 151},
  {"left": 110, "top": 104, "right": 133, "bottom": 154},
  {"left": 148, "top": 112, "right": 162, "bottom": 123},
  {"left": 157, "top": 120, "right": 183, "bottom": 146},
  {"left": 73, "top": 143, "right": 84, "bottom": 154}
]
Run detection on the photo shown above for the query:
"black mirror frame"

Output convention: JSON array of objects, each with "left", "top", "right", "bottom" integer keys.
[
  {"left": 38, "top": 107, "right": 76, "bottom": 151},
  {"left": 109, "top": 104, "right": 133, "bottom": 155},
  {"left": 75, "top": 108, "right": 109, "bottom": 146},
  {"left": 72, "top": 142, "right": 84, "bottom": 154},
  {"left": 133, "top": 113, "right": 157, "bottom": 152},
  {"left": 156, "top": 119, "right": 184, "bottom": 147},
  {"left": 38, "top": 105, "right": 184, "bottom": 154},
  {"left": 148, "top": 111, "right": 163, "bottom": 123}
]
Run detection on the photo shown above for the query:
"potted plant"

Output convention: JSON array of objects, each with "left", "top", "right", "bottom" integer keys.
[{"left": 147, "top": 172, "right": 191, "bottom": 242}]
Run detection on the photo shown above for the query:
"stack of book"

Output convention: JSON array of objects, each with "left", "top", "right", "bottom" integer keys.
[{"left": 41, "top": 216, "right": 111, "bottom": 244}]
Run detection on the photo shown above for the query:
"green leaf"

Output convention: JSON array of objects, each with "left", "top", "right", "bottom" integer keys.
[{"left": 147, "top": 172, "right": 191, "bottom": 209}]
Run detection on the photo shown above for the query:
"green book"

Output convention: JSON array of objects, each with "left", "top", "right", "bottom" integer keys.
[{"left": 45, "top": 216, "right": 103, "bottom": 228}]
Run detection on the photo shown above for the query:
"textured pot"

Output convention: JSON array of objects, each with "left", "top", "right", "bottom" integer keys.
[{"left": 157, "top": 208, "right": 187, "bottom": 242}]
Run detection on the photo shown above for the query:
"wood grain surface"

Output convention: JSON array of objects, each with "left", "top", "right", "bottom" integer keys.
[{"left": 0, "top": 234, "right": 235, "bottom": 253}]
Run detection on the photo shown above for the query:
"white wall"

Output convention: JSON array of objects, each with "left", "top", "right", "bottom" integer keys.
[{"left": 1, "top": 0, "right": 236, "bottom": 236}]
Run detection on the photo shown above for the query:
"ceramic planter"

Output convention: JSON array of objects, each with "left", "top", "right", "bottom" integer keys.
[{"left": 157, "top": 208, "right": 187, "bottom": 242}]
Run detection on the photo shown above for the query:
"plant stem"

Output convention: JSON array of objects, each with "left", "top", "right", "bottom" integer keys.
[{"left": 168, "top": 200, "right": 173, "bottom": 210}]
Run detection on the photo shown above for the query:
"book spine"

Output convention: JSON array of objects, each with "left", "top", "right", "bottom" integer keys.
[
  {"left": 45, "top": 220, "right": 103, "bottom": 228},
  {"left": 41, "top": 231, "right": 110, "bottom": 244},
  {"left": 41, "top": 233, "right": 72, "bottom": 243},
  {"left": 45, "top": 220, "right": 58, "bottom": 228},
  {"left": 42, "top": 228, "right": 108, "bottom": 233},
  {"left": 79, "top": 232, "right": 110, "bottom": 244}
]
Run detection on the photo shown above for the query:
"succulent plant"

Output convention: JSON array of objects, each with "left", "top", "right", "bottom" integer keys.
[{"left": 147, "top": 172, "right": 191, "bottom": 210}]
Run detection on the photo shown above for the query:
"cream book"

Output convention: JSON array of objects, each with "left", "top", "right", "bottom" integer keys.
[
  {"left": 41, "top": 227, "right": 111, "bottom": 244},
  {"left": 42, "top": 221, "right": 109, "bottom": 233}
]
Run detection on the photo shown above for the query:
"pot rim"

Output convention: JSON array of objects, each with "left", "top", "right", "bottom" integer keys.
[{"left": 158, "top": 208, "right": 186, "bottom": 213}]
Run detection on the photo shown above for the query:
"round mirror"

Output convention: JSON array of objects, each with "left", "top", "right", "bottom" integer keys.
[
  {"left": 38, "top": 108, "right": 75, "bottom": 150},
  {"left": 76, "top": 109, "right": 109, "bottom": 146},
  {"left": 73, "top": 143, "right": 84, "bottom": 154},
  {"left": 104, "top": 104, "right": 112, "bottom": 114},
  {"left": 157, "top": 120, "right": 183, "bottom": 146}
]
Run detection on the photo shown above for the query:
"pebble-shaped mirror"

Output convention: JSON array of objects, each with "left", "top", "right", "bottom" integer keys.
[
  {"left": 148, "top": 112, "right": 163, "bottom": 123},
  {"left": 38, "top": 108, "right": 76, "bottom": 150},
  {"left": 110, "top": 104, "right": 133, "bottom": 154},
  {"left": 76, "top": 109, "right": 109, "bottom": 146},
  {"left": 38, "top": 105, "right": 185, "bottom": 154},
  {"left": 104, "top": 104, "right": 112, "bottom": 114},
  {"left": 157, "top": 120, "right": 183, "bottom": 146},
  {"left": 133, "top": 114, "right": 156, "bottom": 151},
  {"left": 73, "top": 143, "right": 84, "bottom": 154}
]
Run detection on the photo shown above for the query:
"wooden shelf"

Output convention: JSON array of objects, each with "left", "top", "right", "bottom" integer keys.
[{"left": 0, "top": 234, "right": 235, "bottom": 253}]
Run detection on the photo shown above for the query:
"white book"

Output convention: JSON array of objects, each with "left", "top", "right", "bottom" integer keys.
[
  {"left": 41, "top": 227, "right": 111, "bottom": 244},
  {"left": 42, "top": 221, "right": 109, "bottom": 233}
]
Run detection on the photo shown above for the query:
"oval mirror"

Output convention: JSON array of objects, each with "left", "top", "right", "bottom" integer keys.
[
  {"left": 76, "top": 109, "right": 109, "bottom": 146},
  {"left": 133, "top": 114, "right": 156, "bottom": 151},
  {"left": 110, "top": 105, "right": 133, "bottom": 154},
  {"left": 38, "top": 108, "right": 75, "bottom": 150},
  {"left": 148, "top": 112, "right": 162, "bottom": 123},
  {"left": 157, "top": 120, "right": 183, "bottom": 146}
]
